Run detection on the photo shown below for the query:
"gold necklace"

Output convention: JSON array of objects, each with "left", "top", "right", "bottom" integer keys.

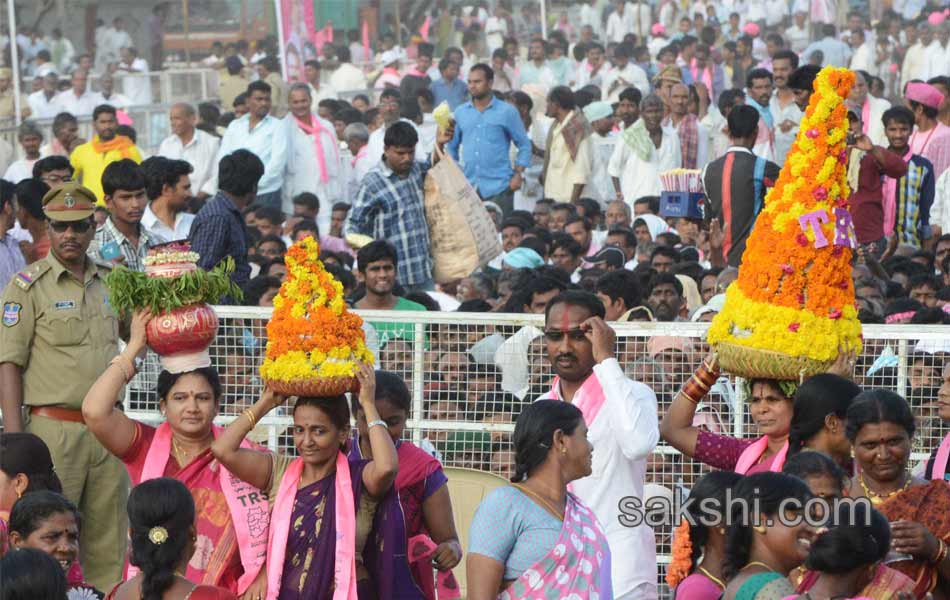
[
  {"left": 513, "top": 483, "right": 565, "bottom": 521},
  {"left": 742, "top": 560, "right": 779, "bottom": 573},
  {"left": 698, "top": 565, "right": 725, "bottom": 590},
  {"left": 172, "top": 438, "right": 189, "bottom": 466},
  {"left": 859, "top": 471, "right": 911, "bottom": 506}
]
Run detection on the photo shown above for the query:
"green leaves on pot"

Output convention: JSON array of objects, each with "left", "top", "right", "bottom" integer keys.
[{"left": 105, "top": 258, "right": 243, "bottom": 314}]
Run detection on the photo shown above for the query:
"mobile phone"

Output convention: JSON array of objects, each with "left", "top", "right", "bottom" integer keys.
[
  {"left": 846, "top": 132, "right": 857, "bottom": 146},
  {"left": 100, "top": 240, "right": 123, "bottom": 262}
]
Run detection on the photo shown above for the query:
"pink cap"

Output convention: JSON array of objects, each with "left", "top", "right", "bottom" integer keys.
[
  {"left": 651, "top": 23, "right": 666, "bottom": 36},
  {"left": 743, "top": 22, "right": 760, "bottom": 36},
  {"left": 906, "top": 81, "right": 946, "bottom": 109},
  {"left": 928, "top": 10, "right": 946, "bottom": 25}
]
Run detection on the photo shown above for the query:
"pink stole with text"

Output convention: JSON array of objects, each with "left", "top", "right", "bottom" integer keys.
[
  {"left": 295, "top": 114, "right": 338, "bottom": 183},
  {"left": 932, "top": 434, "right": 950, "bottom": 480},
  {"left": 265, "top": 453, "right": 357, "bottom": 600},
  {"left": 134, "top": 423, "right": 268, "bottom": 593},
  {"left": 734, "top": 436, "right": 789, "bottom": 474}
]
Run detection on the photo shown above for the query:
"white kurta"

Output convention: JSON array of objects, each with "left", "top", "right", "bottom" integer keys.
[
  {"left": 585, "top": 132, "right": 618, "bottom": 207},
  {"left": 118, "top": 58, "right": 152, "bottom": 106},
  {"left": 284, "top": 114, "right": 346, "bottom": 233},
  {"left": 608, "top": 127, "right": 681, "bottom": 204},
  {"left": 536, "top": 358, "right": 659, "bottom": 599}
]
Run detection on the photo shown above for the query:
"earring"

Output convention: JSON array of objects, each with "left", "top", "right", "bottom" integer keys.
[
  {"left": 16, "top": 490, "right": 22, "bottom": 500},
  {"left": 561, "top": 448, "right": 567, "bottom": 455},
  {"left": 718, "top": 527, "right": 726, "bottom": 535},
  {"left": 753, "top": 525, "right": 767, "bottom": 534}
]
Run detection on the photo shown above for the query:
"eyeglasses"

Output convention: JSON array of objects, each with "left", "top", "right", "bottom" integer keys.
[{"left": 49, "top": 219, "right": 92, "bottom": 233}]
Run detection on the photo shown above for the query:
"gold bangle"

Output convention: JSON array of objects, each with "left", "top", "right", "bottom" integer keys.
[{"left": 243, "top": 409, "right": 257, "bottom": 429}]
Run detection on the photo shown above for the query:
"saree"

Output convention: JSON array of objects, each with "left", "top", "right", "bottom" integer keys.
[
  {"left": 124, "top": 422, "right": 268, "bottom": 594},
  {"left": 266, "top": 454, "right": 367, "bottom": 600},
  {"left": 735, "top": 572, "right": 796, "bottom": 600},
  {"left": 796, "top": 563, "right": 915, "bottom": 599},
  {"left": 734, "top": 436, "right": 789, "bottom": 475},
  {"left": 498, "top": 493, "right": 612, "bottom": 600},
  {"left": 349, "top": 436, "right": 458, "bottom": 600},
  {"left": 878, "top": 480, "right": 950, "bottom": 598}
]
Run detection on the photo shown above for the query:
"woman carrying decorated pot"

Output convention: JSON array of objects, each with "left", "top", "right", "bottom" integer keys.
[
  {"left": 348, "top": 370, "right": 462, "bottom": 600},
  {"left": 845, "top": 389, "right": 950, "bottom": 599},
  {"left": 82, "top": 309, "right": 271, "bottom": 599},
  {"left": 659, "top": 353, "right": 855, "bottom": 474},
  {"left": 211, "top": 365, "right": 399, "bottom": 600}
]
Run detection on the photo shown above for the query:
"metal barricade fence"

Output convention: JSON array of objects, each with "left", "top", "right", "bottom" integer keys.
[{"left": 122, "top": 308, "right": 950, "bottom": 597}]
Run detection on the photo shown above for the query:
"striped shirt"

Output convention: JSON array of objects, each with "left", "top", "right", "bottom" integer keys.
[
  {"left": 348, "top": 159, "right": 432, "bottom": 287},
  {"left": 87, "top": 218, "right": 165, "bottom": 272},
  {"left": 894, "top": 154, "right": 935, "bottom": 248}
]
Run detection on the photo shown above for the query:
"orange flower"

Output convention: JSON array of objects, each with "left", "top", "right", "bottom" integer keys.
[{"left": 666, "top": 517, "right": 694, "bottom": 589}]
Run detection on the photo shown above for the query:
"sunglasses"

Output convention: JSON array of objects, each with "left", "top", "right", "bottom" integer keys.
[{"left": 49, "top": 219, "right": 93, "bottom": 233}]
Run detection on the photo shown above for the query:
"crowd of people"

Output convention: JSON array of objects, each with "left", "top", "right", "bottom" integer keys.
[{"left": 3, "top": 0, "right": 950, "bottom": 599}]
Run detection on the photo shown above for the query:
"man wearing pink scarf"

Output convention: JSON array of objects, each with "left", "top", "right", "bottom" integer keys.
[{"left": 283, "top": 83, "right": 344, "bottom": 234}]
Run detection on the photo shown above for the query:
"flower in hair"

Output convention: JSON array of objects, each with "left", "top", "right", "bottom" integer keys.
[
  {"left": 148, "top": 526, "right": 169, "bottom": 545},
  {"left": 666, "top": 517, "right": 693, "bottom": 589}
]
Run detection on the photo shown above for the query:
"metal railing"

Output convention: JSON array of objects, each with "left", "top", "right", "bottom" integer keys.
[{"left": 120, "top": 308, "right": 950, "bottom": 597}]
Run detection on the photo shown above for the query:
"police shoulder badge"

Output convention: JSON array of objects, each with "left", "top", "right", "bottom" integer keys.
[{"left": 2, "top": 302, "right": 22, "bottom": 327}]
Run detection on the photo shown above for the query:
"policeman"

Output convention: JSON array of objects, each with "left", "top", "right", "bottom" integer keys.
[{"left": 0, "top": 182, "right": 128, "bottom": 590}]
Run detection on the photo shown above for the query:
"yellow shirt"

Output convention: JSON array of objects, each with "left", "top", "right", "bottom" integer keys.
[
  {"left": 543, "top": 111, "right": 593, "bottom": 203},
  {"left": 69, "top": 138, "right": 143, "bottom": 204}
]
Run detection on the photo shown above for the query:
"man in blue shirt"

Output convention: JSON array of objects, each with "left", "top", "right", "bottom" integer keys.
[
  {"left": 216, "top": 80, "right": 289, "bottom": 211},
  {"left": 430, "top": 58, "right": 469, "bottom": 110},
  {"left": 803, "top": 24, "right": 853, "bottom": 68},
  {"left": 446, "top": 63, "right": 532, "bottom": 217}
]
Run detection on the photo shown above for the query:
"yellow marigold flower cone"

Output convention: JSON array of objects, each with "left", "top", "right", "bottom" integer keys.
[
  {"left": 260, "top": 237, "right": 374, "bottom": 395},
  {"left": 707, "top": 67, "right": 863, "bottom": 379}
]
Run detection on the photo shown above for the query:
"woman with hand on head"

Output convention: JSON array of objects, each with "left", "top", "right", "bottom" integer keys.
[
  {"left": 466, "top": 400, "right": 612, "bottom": 600},
  {"left": 211, "top": 364, "right": 399, "bottom": 600},
  {"left": 348, "top": 370, "right": 461, "bottom": 600},
  {"left": 721, "top": 472, "right": 816, "bottom": 600},
  {"left": 82, "top": 310, "right": 270, "bottom": 599},
  {"left": 8, "top": 491, "right": 103, "bottom": 599},
  {"left": 846, "top": 389, "right": 950, "bottom": 599},
  {"left": 105, "top": 477, "right": 237, "bottom": 600}
]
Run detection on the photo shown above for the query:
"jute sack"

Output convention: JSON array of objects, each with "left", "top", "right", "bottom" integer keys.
[{"left": 424, "top": 146, "right": 502, "bottom": 283}]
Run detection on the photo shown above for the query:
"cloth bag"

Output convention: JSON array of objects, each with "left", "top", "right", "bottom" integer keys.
[{"left": 424, "top": 145, "right": 502, "bottom": 282}]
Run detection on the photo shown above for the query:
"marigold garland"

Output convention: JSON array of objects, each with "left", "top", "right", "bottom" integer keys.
[
  {"left": 707, "top": 67, "right": 863, "bottom": 364},
  {"left": 666, "top": 517, "right": 694, "bottom": 589},
  {"left": 260, "top": 237, "right": 374, "bottom": 384}
]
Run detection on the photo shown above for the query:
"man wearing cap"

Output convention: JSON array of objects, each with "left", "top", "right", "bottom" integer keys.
[
  {"left": 374, "top": 50, "right": 403, "bottom": 90},
  {"left": 588, "top": 245, "right": 626, "bottom": 273},
  {"left": 908, "top": 81, "right": 950, "bottom": 180},
  {"left": 582, "top": 100, "right": 618, "bottom": 207},
  {"left": 0, "top": 182, "right": 127, "bottom": 591}
]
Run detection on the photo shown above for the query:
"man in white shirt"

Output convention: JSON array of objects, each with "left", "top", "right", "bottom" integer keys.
[
  {"left": 579, "top": 0, "right": 604, "bottom": 41},
  {"left": 604, "top": 43, "right": 650, "bottom": 103},
  {"left": 97, "top": 72, "right": 132, "bottom": 109},
  {"left": 329, "top": 46, "right": 368, "bottom": 93},
  {"left": 141, "top": 156, "right": 195, "bottom": 240},
  {"left": 785, "top": 11, "right": 810, "bottom": 54},
  {"left": 110, "top": 18, "right": 133, "bottom": 62},
  {"left": 770, "top": 50, "right": 804, "bottom": 165},
  {"left": 536, "top": 292, "right": 659, "bottom": 600},
  {"left": 925, "top": 22, "right": 950, "bottom": 79},
  {"left": 848, "top": 70, "right": 890, "bottom": 147},
  {"left": 157, "top": 102, "right": 220, "bottom": 199},
  {"left": 575, "top": 43, "right": 610, "bottom": 90},
  {"left": 283, "top": 83, "right": 345, "bottom": 231},
  {"left": 27, "top": 72, "right": 60, "bottom": 119},
  {"left": 609, "top": 93, "right": 681, "bottom": 206},
  {"left": 303, "top": 59, "right": 338, "bottom": 113},
  {"left": 52, "top": 70, "right": 103, "bottom": 117},
  {"left": 902, "top": 24, "right": 930, "bottom": 90},
  {"left": 365, "top": 88, "right": 427, "bottom": 164},
  {"left": 344, "top": 122, "right": 372, "bottom": 200},
  {"left": 606, "top": 0, "right": 635, "bottom": 44},
  {"left": 116, "top": 47, "right": 152, "bottom": 106},
  {"left": 583, "top": 101, "right": 619, "bottom": 207},
  {"left": 849, "top": 29, "right": 875, "bottom": 73}
]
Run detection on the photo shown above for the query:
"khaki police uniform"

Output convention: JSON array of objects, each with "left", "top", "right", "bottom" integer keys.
[{"left": 0, "top": 183, "right": 128, "bottom": 590}]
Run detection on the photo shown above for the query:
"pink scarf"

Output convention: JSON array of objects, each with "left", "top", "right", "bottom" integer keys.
[
  {"left": 499, "top": 493, "right": 612, "bottom": 599},
  {"left": 542, "top": 371, "right": 607, "bottom": 427},
  {"left": 734, "top": 436, "right": 789, "bottom": 474},
  {"left": 862, "top": 98, "right": 871, "bottom": 136},
  {"left": 351, "top": 145, "right": 367, "bottom": 168},
  {"left": 295, "top": 114, "right": 337, "bottom": 183},
  {"left": 266, "top": 453, "right": 357, "bottom": 600},
  {"left": 932, "top": 434, "right": 950, "bottom": 480},
  {"left": 881, "top": 147, "right": 911, "bottom": 237},
  {"left": 133, "top": 423, "right": 268, "bottom": 593}
]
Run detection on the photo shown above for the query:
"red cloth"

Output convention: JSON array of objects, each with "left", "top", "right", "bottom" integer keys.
[{"left": 850, "top": 149, "right": 908, "bottom": 244}]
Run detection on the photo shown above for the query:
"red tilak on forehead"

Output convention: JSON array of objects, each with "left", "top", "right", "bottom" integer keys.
[{"left": 560, "top": 308, "right": 571, "bottom": 332}]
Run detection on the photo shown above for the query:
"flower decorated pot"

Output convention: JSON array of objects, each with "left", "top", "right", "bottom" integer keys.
[{"left": 146, "top": 303, "right": 218, "bottom": 371}]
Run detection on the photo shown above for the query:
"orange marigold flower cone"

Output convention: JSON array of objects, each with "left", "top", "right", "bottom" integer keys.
[
  {"left": 260, "top": 237, "right": 375, "bottom": 395},
  {"left": 707, "top": 67, "right": 863, "bottom": 377},
  {"left": 666, "top": 517, "right": 694, "bottom": 589}
]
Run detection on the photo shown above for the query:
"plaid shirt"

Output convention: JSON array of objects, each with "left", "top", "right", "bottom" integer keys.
[
  {"left": 895, "top": 154, "right": 935, "bottom": 248},
  {"left": 88, "top": 218, "right": 165, "bottom": 272},
  {"left": 188, "top": 192, "right": 251, "bottom": 296},
  {"left": 348, "top": 158, "right": 432, "bottom": 287}
]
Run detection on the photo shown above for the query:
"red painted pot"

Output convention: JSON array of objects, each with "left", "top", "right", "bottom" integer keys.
[{"left": 146, "top": 303, "right": 218, "bottom": 357}]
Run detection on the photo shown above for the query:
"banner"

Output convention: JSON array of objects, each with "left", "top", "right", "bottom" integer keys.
[{"left": 278, "top": 0, "right": 317, "bottom": 82}]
